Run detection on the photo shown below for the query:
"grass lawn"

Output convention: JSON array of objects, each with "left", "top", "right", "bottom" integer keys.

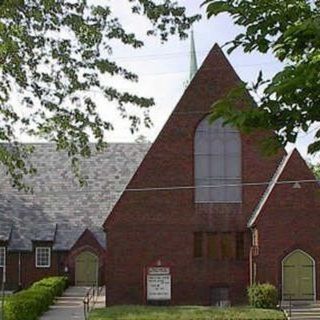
[{"left": 89, "top": 305, "right": 285, "bottom": 320}]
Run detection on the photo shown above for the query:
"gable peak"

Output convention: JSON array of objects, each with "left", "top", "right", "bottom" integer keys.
[{"left": 193, "top": 42, "right": 242, "bottom": 86}]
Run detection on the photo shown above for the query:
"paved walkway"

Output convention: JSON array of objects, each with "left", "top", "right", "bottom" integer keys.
[{"left": 39, "top": 286, "right": 105, "bottom": 320}]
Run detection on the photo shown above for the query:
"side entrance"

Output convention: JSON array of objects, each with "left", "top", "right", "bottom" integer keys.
[
  {"left": 282, "top": 249, "right": 315, "bottom": 301},
  {"left": 75, "top": 251, "right": 98, "bottom": 286}
]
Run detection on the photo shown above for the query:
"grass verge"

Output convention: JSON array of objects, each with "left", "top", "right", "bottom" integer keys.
[{"left": 89, "top": 305, "right": 286, "bottom": 320}]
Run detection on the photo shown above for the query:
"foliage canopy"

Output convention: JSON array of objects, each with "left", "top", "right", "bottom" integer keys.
[
  {"left": 0, "top": 0, "right": 199, "bottom": 190},
  {"left": 204, "top": 0, "right": 320, "bottom": 155}
]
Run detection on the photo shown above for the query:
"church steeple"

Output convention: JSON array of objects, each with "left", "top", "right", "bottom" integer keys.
[{"left": 189, "top": 28, "right": 198, "bottom": 81}]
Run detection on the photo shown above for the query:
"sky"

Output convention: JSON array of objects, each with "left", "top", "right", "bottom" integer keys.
[
  {"left": 91, "top": 0, "right": 318, "bottom": 163},
  {"left": 19, "top": 0, "right": 319, "bottom": 163}
]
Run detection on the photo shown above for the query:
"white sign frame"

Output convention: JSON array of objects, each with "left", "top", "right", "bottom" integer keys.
[{"left": 147, "top": 267, "right": 171, "bottom": 301}]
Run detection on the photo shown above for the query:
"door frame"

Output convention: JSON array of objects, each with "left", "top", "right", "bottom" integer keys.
[
  {"left": 75, "top": 251, "right": 99, "bottom": 286},
  {"left": 281, "top": 249, "right": 316, "bottom": 301}
]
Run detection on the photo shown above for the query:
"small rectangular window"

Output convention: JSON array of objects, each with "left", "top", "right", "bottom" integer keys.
[
  {"left": 236, "top": 232, "right": 245, "bottom": 260},
  {"left": 207, "top": 233, "right": 219, "bottom": 259},
  {"left": 193, "top": 232, "right": 203, "bottom": 258},
  {"left": 221, "top": 233, "right": 234, "bottom": 260},
  {"left": 0, "top": 247, "right": 5, "bottom": 267},
  {"left": 36, "top": 247, "right": 51, "bottom": 268}
]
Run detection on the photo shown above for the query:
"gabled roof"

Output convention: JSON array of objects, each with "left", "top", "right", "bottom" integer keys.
[
  {"left": 0, "top": 143, "right": 149, "bottom": 251},
  {"left": 69, "top": 228, "right": 105, "bottom": 252},
  {"left": 247, "top": 149, "right": 296, "bottom": 227},
  {"left": 53, "top": 225, "right": 106, "bottom": 250},
  {"left": 104, "top": 43, "right": 243, "bottom": 228}
]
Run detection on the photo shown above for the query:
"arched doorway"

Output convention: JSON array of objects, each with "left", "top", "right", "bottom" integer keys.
[
  {"left": 75, "top": 251, "right": 98, "bottom": 286},
  {"left": 282, "top": 250, "right": 315, "bottom": 301}
]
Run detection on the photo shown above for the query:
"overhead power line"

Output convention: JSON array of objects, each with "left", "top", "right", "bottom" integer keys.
[
  {"left": 0, "top": 178, "right": 318, "bottom": 197},
  {"left": 124, "top": 179, "right": 317, "bottom": 192},
  {"left": 110, "top": 50, "right": 282, "bottom": 66}
]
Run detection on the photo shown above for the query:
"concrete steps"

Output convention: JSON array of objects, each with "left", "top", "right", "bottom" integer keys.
[{"left": 282, "top": 302, "right": 320, "bottom": 320}]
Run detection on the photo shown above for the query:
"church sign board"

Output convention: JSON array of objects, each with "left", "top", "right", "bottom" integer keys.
[{"left": 146, "top": 265, "right": 171, "bottom": 301}]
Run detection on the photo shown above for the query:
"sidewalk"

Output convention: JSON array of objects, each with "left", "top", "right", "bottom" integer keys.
[{"left": 39, "top": 286, "right": 105, "bottom": 320}]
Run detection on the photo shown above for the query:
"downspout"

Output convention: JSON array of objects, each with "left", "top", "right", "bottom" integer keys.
[
  {"left": 1, "top": 267, "right": 5, "bottom": 320},
  {"left": 18, "top": 252, "right": 22, "bottom": 288},
  {"left": 249, "top": 247, "right": 252, "bottom": 286},
  {"left": 1, "top": 251, "right": 6, "bottom": 319},
  {"left": 249, "top": 227, "right": 254, "bottom": 286}
]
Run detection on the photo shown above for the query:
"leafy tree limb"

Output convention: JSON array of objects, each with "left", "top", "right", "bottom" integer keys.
[
  {"left": 204, "top": 0, "right": 320, "bottom": 155},
  {"left": 0, "top": 0, "right": 200, "bottom": 190}
]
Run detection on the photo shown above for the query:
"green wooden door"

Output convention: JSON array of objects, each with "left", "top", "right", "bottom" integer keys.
[
  {"left": 75, "top": 251, "right": 98, "bottom": 286},
  {"left": 283, "top": 250, "right": 315, "bottom": 300}
]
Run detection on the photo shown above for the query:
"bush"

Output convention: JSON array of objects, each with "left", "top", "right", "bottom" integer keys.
[
  {"left": 3, "top": 276, "right": 68, "bottom": 320},
  {"left": 31, "top": 276, "right": 68, "bottom": 297},
  {"left": 247, "top": 283, "right": 278, "bottom": 309}
]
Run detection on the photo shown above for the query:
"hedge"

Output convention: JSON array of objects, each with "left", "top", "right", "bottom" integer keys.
[
  {"left": 3, "top": 276, "right": 68, "bottom": 320},
  {"left": 247, "top": 283, "right": 278, "bottom": 309}
]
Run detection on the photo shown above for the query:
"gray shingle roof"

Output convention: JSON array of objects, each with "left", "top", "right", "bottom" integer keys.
[
  {"left": 31, "top": 223, "right": 57, "bottom": 242},
  {"left": 0, "top": 223, "right": 12, "bottom": 242},
  {"left": 0, "top": 143, "right": 149, "bottom": 251},
  {"left": 52, "top": 225, "right": 85, "bottom": 251}
]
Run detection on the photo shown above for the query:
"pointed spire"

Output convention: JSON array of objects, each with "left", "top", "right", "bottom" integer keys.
[{"left": 189, "top": 28, "right": 198, "bottom": 81}]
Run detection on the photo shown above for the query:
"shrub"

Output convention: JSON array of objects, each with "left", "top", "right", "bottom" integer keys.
[
  {"left": 247, "top": 283, "right": 278, "bottom": 309},
  {"left": 3, "top": 276, "right": 68, "bottom": 320},
  {"left": 31, "top": 276, "right": 68, "bottom": 297}
]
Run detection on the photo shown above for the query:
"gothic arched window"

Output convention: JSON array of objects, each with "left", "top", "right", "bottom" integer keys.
[{"left": 194, "top": 117, "right": 241, "bottom": 203}]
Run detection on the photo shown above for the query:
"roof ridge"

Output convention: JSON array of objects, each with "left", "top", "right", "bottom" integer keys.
[{"left": 247, "top": 150, "right": 294, "bottom": 227}]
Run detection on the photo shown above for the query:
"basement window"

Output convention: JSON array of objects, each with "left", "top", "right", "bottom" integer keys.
[
  {"left": 36, "top": 247, "right": 51, "bottom": 268},
  {"left": 0, "top": 247, "right": 5, "bottom": 267},
  {"left": 211, "top": 287, "right": 230, "bottom": 307}
]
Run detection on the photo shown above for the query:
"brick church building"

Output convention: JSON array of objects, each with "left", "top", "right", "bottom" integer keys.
[
  {"left": 104, "top": 43, "right": 320, "bottom": 305},
  {"left": 0, "top": 35, "right": 319, "bottom": 306}
]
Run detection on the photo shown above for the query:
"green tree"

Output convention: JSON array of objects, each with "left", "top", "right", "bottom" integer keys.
[
  {"left": 204, "top": 0, "right": 320, "bottom": 155},
  {"left": 309, "top": 163, "right": 320, "bottom": 179},
  {"left": 0, "top": 0, "right": 200, "bottom": 189}
]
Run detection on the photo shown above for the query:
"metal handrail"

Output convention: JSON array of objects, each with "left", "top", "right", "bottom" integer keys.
[
  {"left": 288, "top": 294, "right": 292, "bottom": 318},
  {"left": 83, "top": 285, "right": 103, "bottom": 320}
]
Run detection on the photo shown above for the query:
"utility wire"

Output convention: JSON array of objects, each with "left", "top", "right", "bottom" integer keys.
[
  {"left": 137, "top": 62, "right": 281, "bottom": 77},
  {"left": 113, "top": 48, "right": 217, "bottom": 61},
  {"left": 14, "top": 62, "right": 280, "bottom": 100},
  {"left": 0, "top": 178, "right": 318, "bottom": 197},
  {"left": 108, "top": 49, "right": 281, "bottom": 65},
  {"left": 124, "top": 179, "right": 317, "bottom": 192}
]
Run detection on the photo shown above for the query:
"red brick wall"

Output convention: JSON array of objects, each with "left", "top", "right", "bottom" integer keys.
[
  {"left": 253, "top": 150, "right": 320, "bottom": 298},
  {"left": 2, "top": 249, "right": 67, "bottom": 290},
  {"left": 1, "top": 230, "right": 105, "bottom": 289},
  {"left": 21, "top": 249, "right": 65, "bottom": 287},
  {"left": 104, "top": 44, "right": 284, "bottom": 305}
]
